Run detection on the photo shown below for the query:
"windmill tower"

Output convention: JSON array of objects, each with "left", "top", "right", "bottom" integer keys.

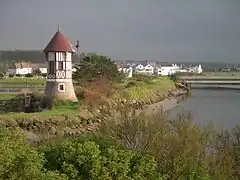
[{"left": 42, "top": 27, "right": 78, "bottom": 105}]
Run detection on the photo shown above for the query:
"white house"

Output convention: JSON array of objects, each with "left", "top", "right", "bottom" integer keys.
[
  {"left": 134, "top": 64, "right": 145, "bottom": 74},
  {"left": 188, "top": 64, "right": 203, "bottom": 74},
  {"left": 127, "top": 66, "right": 133, "bottom": 78},
  {"left": 7, "top": 62, "right": 32, "bottom": 75},
  {"left": 134, "top": 64, "right": 154, "bottom": 75},
  {"left": 198, "top": 64, "right": 203, "bottom": 74},
  {"left": 144, "top": 64, "right": 154, "bottom": 75},
  {"left": 157, "top": 64, "right": 180, "bottom": 76},
  {"left": 39, "top": 68, "right": 47, "bottom": 74}
]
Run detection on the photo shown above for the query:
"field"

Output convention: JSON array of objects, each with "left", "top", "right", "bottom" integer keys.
[
  {"left": 0, "top": 77, "right": 45, "bottom": 86},
  {"left": 0, "top": 94, "right": 17, "bottom": 100}
]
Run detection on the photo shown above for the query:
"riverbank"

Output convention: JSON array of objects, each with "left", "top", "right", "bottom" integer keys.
[{"left": 144, "top": 89, "right": 188, "bottom": 115}]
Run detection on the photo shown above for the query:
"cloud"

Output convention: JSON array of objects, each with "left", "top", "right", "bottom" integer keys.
[{"left": 0, "top": 0, "right": 239, "bottom": 61}]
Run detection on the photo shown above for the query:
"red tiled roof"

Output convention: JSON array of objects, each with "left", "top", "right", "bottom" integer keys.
[{"left": 44, "top": 30, "right": 75, "bottom": 53}]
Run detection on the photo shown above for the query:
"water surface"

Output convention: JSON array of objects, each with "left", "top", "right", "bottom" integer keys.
[{"left": 169, "top": 89, "right": 240, "bottom": 129}]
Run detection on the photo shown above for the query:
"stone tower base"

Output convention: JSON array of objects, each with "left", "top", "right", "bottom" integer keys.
[{"left": 41, "top": 81, "right": 78, "bottom": 108}]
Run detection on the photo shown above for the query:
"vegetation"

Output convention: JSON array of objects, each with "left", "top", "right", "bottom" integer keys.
[
  {"left": 0, "top": 77, "right": 45, "bottom": 86},
  {"left": 1, "top": 53, "right": 239, "bottom": 179},
  {"left": 113, "top": 75, "right": 175, "bottom": 103},
  {"left": 0, "top": 94, "right": 17, "bottom": 100},
  {"left": 73, "top": 53, "right": 122, "bottom": 83},
  {"left": 0, "top": 103, "right": 239, "bottom": 179}
]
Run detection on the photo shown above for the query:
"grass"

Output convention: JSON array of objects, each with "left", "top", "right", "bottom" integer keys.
[
  {"left": 0, "top": 101, "right": 80, "bottom": 120},
  {"left": 0, "top": 78, "right": 45, "bottom": 86},
  {"left": 113, "top": 77, "right": 175, "bottom": 101},
  {"left": 0, "top": 94, "right": 17, "bottom": 100}
]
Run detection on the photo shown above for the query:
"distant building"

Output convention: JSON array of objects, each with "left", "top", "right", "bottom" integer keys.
[
  {"left": 7, "top": 61, "right": 32, "bottom": 75},
  {"left": 157, "top": 64, "right": 180, "bottom": 76},
  {"left": 31, "top": 63, "right": 48, "bottom": 74},
  {"left": 134, "top": 63, "right": 154, "bottom": 75}
]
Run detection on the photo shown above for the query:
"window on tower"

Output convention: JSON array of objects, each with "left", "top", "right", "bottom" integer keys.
[
  {"left": 59, "top": 84, "right": 65, "bottom": 92},
  {"left": 49, "top": 61, "right": 55, "bottom": 74},
  {"left": 63, "top": 52, "right": 67, "bottom": 60},
  {"left": 58, "top": 61, "right": 64, "bottom": 70}
]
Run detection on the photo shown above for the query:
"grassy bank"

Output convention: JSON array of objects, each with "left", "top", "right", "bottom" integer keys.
[
  {"left": 113, "top": 76, "right": 175, "bottom": 102},
  {"left": 0, "top": 76, "right": 178, "bottom": 139}
]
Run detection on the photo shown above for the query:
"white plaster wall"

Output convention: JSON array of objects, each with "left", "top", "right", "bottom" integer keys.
[
  {"left": 56, "top": 52, "right": 64, "bottom": 61},
  {"left": 66, "top": 52, "right": 72, "bottom": 61},
  {"left": 65, "top": 61, "right": 72, "bottom": 70}
]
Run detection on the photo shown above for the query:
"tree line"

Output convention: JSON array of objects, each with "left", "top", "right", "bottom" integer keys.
[{"left": 0, "top": 50, "right": 83, "bottom": 64}]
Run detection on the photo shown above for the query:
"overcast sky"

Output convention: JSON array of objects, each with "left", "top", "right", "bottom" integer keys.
[{"left": 0, "top": 0, "right": 239, "bottom": 62}]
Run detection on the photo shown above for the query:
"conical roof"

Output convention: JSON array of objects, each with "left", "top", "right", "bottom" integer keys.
[{"left": 44, "top": 30, "right": 75, "bottom": 53}]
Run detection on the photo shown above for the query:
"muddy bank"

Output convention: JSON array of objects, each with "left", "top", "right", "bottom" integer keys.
[{"left": 144, "top": 89, "right": 188, "bottom": 115}]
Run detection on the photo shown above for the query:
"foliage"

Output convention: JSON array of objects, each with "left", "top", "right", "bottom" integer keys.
[
  {"left": 169, "top": 73, "right": 179, "bottom": 82},
  {"left": 0, "top": 98, "right": 239, "bottom": 179},
  {"left": 82, "top": 76, "right": 113, "bottom": 108},
  {"left": 41, "top": 136, "right": 163, "bottom": 180},
  {"left": 8, "top": 74, "right": 14, "bottom": 78},
  {"left": 73, "top": 53, "right": 122, "bottom": 83},
  {"left": 0, "top": 127, "right": 65, "bottom": 180},
  {"left": 25, "top": 73, "right": 34, "bottom": 78},
  {"left": 98, "top": 104, "right": 240, "bottom": 180},
  {"left": 32, "top": 69, "right": 42, "bottom": 75}
]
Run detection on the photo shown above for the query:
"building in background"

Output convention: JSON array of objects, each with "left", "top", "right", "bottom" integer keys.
[{"left": 7, "top": 61, "right": 32, "bottom": 75}]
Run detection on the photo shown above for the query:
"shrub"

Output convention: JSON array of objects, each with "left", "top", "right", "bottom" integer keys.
[
  {"left": 16, "top": 74, "right": 22, "bottom": 77},
  {"left": 97, "top": 104, "right": 240, "bottom": 179},
  {"left": 25, "top": 73, "right": 34, "bottom": 78},
  {"left": 82, "top": 76, "right": 113, "bottom": 108},
  {"left": 0, "top": 127, "right": 65, "bottom": 179},
  {"left": 41, "top": 136, "right": 163, "bottom": 180},
  {"left": 42, "top": 73, "right": 47, "bottom": 77}
]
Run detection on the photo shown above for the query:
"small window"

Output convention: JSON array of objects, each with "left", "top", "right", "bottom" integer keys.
[
  {"left": 58, "top": 61, "right": 64, "bottom": 70},
  {"left": 63, "top": 52, "right": 67, "bottom": 60},
  {"left": 59, "top": 84, "right": 65, "bottom": 91},
  {"left": 49, "top": 61, "right": 55, "bottom": 74}
]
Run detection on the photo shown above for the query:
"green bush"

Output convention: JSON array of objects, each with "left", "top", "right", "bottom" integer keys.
[
  {"left": 25, "top": 73, "right": 34, "bottom": 78},
  {"left": 0, "top": 127, "right": 65, "bottom": 180},
  {"left": 41, "top": 137, "right": 164, "bottom": 180}
]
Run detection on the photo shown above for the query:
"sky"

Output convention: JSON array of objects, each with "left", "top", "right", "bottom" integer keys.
[{"left": 0, "top": 0, "right": 240, "bottom": 62}]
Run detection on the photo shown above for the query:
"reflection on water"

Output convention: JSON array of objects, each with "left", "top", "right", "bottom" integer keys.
[{"left": 169, "top": 89, "right": 240, "bottom": 129}]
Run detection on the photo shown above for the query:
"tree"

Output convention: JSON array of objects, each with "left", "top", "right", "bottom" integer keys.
[
  {"left": 42, "top": 137, "right": 164, "bottom": 180},
  {"left": 73, "top": 53, "right": 122, "bottom": 83}
]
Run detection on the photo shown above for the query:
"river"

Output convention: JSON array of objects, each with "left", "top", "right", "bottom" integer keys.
[{"left": 169, "top": 89, "right": 240, "bottom": 129}]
